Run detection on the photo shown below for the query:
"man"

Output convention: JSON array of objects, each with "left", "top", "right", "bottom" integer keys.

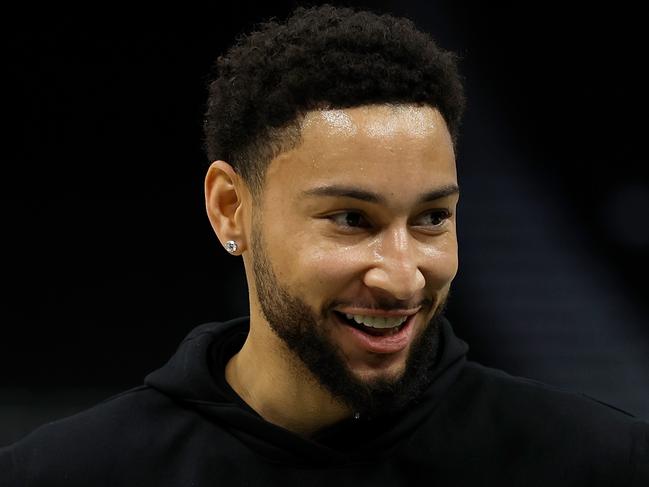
[{"left": 2, "top": 5, "right": 647, "bottom": 486}]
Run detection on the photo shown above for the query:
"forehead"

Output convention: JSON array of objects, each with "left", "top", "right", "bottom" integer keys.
[
  {"left": 263, "top": 104, "right": 456, "bottom": 193},
  {"left": 301, "top": 104, "right": 441, "bottom": 140}
]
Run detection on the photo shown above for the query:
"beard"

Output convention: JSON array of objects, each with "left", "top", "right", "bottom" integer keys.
[{"left": 251, "top": 224, "right": 448, "bottom": 419}]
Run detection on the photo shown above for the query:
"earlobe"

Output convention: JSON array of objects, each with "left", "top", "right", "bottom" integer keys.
[{"left": 204, "top": 160, "right": 248, "bottom": 254}]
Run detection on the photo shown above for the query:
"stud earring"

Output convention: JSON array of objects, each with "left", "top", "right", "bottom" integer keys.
[{"left": 224, "top": 240, "right": 238, "bottom": 254}]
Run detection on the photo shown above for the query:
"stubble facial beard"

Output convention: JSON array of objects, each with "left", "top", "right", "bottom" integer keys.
[{"left": 251, "top": 220, "right": 447, "bottom": 419}]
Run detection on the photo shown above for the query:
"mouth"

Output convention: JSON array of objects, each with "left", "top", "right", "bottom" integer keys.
[
  {"left": 333, "top": 311, "right": 409, "bottom": 336},
  {"left": 331, "top": 310, "right": 418, "bottom": 354}
]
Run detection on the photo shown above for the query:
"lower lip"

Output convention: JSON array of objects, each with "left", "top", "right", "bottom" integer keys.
[{"left": 334, "top": 313, "right": 416, "bottom": 354}]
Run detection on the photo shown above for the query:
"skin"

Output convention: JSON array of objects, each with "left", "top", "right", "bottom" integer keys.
[{"left": 205, "top": 104, "right": 459, "bottom": 436}]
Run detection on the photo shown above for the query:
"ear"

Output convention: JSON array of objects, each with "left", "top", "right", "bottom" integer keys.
[{"left": 204, "top": 160, "right": 249, "bottom": 254}]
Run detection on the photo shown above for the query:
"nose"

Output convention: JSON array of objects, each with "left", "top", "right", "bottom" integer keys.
[{"left": 363, "top": 225, "right": 426, "bottom": 301}]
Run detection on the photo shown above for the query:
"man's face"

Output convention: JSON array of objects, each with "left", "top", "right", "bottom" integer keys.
[{"left": 247, "top": 104, "right": 459, "bottom": 415}]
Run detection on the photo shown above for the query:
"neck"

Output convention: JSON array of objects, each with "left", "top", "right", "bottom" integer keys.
[{"left": 225, "top": 318, "right": 352, "bottom": 437}]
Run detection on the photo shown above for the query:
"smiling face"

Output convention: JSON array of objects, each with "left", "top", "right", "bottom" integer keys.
[{"left": 244, "top": 104, "right": 459, "bottom": 414}]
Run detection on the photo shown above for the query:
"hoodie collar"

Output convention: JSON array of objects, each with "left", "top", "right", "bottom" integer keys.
[{"left": 145, "top": 316, "right": 468, "bottom": 465}]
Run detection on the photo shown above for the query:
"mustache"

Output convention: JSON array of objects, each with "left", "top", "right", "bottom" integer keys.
[{"left": 327, "top": 296, "right": 436, "bottom": 313}]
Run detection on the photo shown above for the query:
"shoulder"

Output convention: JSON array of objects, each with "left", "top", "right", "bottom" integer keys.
[
  {"left": 0, "top": 385, "right": 194, "bottom": 486},
  {"left": 457, "top": 361, "right": 643, "bottom": 426},
  {"left": 437, "top": 361, "right": 649, "bottom": 484}
]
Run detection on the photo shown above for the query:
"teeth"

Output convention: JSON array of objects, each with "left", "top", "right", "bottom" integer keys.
[{"left": 345, "top": 313, "right": 408, "bottom": 329}]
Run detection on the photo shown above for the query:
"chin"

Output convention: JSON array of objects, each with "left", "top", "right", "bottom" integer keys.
[{"left": 350, "top": 357, "right": 408, "bottom": 384}]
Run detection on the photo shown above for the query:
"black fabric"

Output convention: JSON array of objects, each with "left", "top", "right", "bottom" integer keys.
[{"left": 1, "top": 316, "right": 648, "bottom": 486}]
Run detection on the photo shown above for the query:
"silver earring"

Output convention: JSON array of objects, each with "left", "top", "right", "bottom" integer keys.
[{"left": 225, "top": 240, "right": 238, "bottom": 254}]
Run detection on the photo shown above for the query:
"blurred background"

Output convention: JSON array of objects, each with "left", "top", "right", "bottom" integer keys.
[{"left": 2, "top": 1, "right": 648, "bottom": 446}]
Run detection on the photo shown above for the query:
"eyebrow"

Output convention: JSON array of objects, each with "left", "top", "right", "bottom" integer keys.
[{"left": 301, "top": 183, "right": 460, "bottom": 205}]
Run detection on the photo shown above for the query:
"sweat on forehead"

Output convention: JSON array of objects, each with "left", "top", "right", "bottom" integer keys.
[{"left": 300, "top": 105, "right": 443, "bottom": 141}]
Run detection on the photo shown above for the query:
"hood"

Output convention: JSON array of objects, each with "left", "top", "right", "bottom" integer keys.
[{"left": 145, "top": 316, "right": 469, "bottom": 466}]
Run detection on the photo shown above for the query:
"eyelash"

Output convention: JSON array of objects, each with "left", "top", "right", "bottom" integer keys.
[{"left": 326, "top": 210, "right": 451, "bottom": 231}]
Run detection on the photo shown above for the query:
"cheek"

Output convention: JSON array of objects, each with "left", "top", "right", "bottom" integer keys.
[
  {"left": 419, "top": 238, "right": 459, "bottom": 286},
  {"left": 290, "top": 243, "right": 367, "bottom": 289},
  {"left": 267, "top": 227, "right": 368, "bottom": 298}
]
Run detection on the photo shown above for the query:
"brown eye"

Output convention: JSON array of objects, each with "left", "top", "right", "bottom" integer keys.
[
  {"left": 415, "top": 210, "right": 450, "bottom": 227},
  {"left": 329, "top": 212, "right": 371, "bottom": 228}
]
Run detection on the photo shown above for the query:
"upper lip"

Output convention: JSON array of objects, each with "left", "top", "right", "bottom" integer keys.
[{"left": 335, "top": 307, "right": 421, "bottom": 317}]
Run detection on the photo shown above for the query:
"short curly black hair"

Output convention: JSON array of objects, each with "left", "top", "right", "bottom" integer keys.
[{"left": 203, "top": 4, "right": 465, "bottom": 194}]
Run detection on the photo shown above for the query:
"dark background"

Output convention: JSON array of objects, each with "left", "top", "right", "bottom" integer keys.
[{"left": 2, "top": 1, "right": 648, "bottom": 445}]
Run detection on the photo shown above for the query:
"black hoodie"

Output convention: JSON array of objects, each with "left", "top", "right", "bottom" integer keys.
[{"left": 2, "top": 316, "right": 648, "bottom": 486}]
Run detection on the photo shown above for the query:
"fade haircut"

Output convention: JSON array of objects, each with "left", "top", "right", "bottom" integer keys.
[{"left": 203, "top": 4, "right": 465, "bottom": 195}]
